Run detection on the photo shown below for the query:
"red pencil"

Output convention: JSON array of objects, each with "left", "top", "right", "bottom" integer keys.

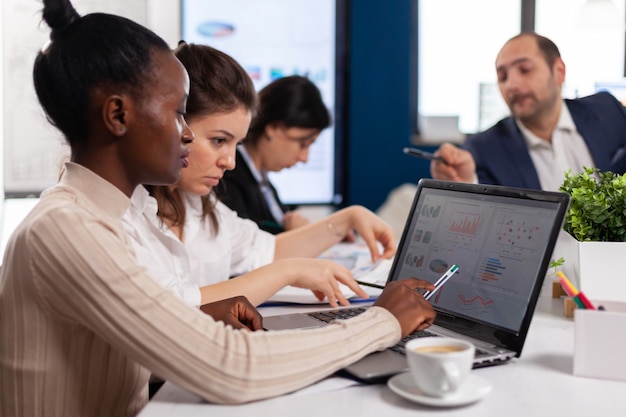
[
  {"left": 575, "top": 291, "right": 596, "bottom": 310},
  {"left": 557, "top": 271, "right": 596, "bottom": 310}
]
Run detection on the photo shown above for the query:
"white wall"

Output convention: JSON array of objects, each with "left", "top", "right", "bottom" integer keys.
[
  {"left": 0, "top": 1, "right": 181, "bottom": 257},
  {"left": 147, "top": 0, "right": 181, "bottom": 48},
  {"left": 0, "top": 0, "right": 181, "bottom": 197}
]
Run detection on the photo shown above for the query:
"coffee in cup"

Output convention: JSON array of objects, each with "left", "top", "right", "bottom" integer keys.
[
  {"left": 413, "top": 345, "right": 466, "bottom": 354},
  {"left": 404, "top": 337, "right": 475, "bottom": 397}
]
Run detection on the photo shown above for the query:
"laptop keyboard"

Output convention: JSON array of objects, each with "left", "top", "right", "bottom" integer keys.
[
  {"left": 307, "top": 307, "right": 490, "bottom": 357},
  {"left": 307, "top": 307, "right": 368, "bottom": 323},
  {"left": 390, "top": 331, "right": 439, "bottom": 355},
  {"left": 307, "top": 308, "right": 439, "bottom": 355}
]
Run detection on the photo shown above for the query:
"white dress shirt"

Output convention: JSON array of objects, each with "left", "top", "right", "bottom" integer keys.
[
  {"left": 122, "top": 187, "right": 276, "bottom": 306},
  {"left": 518, "top": 101, "right": 595, "bottom": 191}
]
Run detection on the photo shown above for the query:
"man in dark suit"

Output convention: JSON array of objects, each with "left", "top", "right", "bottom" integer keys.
[{"left": 430, "top": 32, "right": 626, "bottom": 190}]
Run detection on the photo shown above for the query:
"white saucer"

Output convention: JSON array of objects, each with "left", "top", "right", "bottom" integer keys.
[{"left": 387, "top": 372, "right": 492, "bottom": 407}]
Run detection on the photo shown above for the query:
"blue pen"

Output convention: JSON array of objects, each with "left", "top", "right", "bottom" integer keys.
[{"left": 422, "top": 264, "right": 459, "bottom": 301}]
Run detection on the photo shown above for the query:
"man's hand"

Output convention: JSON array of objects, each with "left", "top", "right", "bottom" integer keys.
[
  {"left": 200, "top": 296, "right": 263, "bottom": 331},
  {"left": 430, "top": 143, "right": 477, "bottom": 183},
  {"left": 374, "top": 279, "right": 436, "bottom": 337}
]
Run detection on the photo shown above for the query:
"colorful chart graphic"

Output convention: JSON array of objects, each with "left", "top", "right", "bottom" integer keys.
[
  {"left": 453, "top": 292, "right": 495, "bottom": 315},
  {"left": 429, "top": 259, "right": 449, "bottom": 273},
  {"left": 412, "top": 229, "right": 424, "bottom": 242},
  {"left": 411, "top": 229, "right": 433, "bottom": 244},
  {"left": 421, "top": 204, "right": 441, "bottom": 218},
  {"left": 496, "top": 216, "right": 541, "bottom": 249},
  {"left": 458, "top": 294, "right": 494, "bottom": 307},
  {"left": 197, "top": 21, "right": 235, "bottom": 38},
  {"left": 478, "top": 257, "right": 505, "bottom": 282},
  {"left": 449, "top": 212, "right": 480, "bottom": 236},
  {"left": 405, "top": 252, "right": 425, "bottom": 268}
]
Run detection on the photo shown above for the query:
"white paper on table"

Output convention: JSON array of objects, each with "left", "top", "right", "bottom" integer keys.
[
  {"left": 266, "top": 243, "right": 388, "bottom": 304},
  {"left": 317, "top": 241, "right": 373, "bottom": 270},
  {"left": 351, "top": 258, "right": 393, "bottom": 288}
]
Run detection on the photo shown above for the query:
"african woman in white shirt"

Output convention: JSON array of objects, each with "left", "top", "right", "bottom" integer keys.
[
  {"left": 0, "top": 1, "right": 436, "bottom": 415},
  {"left": 123, "top": 42, "right": 399, "bottom": 308}
]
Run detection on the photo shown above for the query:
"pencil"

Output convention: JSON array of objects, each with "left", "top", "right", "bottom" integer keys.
[
  {"left": 557, "top": 271, "right": 578, "bottom": 295},
  {"left": 557, "top": 271, "right": 595, "bottom": 310},
  {"left": 574, "top": 291, "right": 596, "bottom": 310}
]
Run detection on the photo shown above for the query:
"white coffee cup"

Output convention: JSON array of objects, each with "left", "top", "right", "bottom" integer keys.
[{"left": 405, "top": 337, "right": 475, "bottom": 397}]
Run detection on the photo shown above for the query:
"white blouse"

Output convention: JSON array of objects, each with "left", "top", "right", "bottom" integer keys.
[{"left": 122, "top": 187, "right": 275, "bottom": 306}]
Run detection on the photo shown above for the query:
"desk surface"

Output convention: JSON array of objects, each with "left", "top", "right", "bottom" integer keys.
[{"left": 138, "top": 294, "right": 626, "bottom": 417}]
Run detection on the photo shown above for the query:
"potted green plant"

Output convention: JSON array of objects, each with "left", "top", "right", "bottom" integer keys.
[
  {"left": 560, "top": 167, "right": 626, "bottom": 242},
  {"left": 553, "top": 167, "right": 626, "bottom": 302}
]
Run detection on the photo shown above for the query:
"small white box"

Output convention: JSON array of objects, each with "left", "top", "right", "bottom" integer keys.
[
  {"left": 552, "top": 231, "right": 626, "bottom": 302},
  {"left": 574, "top": 301, "right": 626, "bottom": 382}
]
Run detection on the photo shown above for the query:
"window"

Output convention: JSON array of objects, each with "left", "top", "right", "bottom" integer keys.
[
  {"left": 535, "top": 0, "right": 625, "bottom": 98},
  {"left": 418, "top": 0, "right": 521, "bottom": 136},
  {"left": 418, "top": 0, "right": 626, "bottom": 137}
]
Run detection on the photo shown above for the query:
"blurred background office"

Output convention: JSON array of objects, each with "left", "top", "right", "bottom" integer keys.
[{"left": 1, "top": 0, "right": 625, "bottom": 252}]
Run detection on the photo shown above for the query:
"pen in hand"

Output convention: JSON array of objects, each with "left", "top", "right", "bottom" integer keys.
[
  {"left": 403, "top": 147, "right": 449, "bottom": 165},
  {"left": 422, "top": 264, "right": 459, "bottom": 301}
]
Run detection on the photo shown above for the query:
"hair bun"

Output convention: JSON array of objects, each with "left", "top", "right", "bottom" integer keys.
[{"left": 42, "top": 0, "right": 81, "bottom": 40}]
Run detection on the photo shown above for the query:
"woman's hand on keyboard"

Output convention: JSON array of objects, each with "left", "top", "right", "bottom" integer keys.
[{"left": 374, "top": 278, "right": 436, "bottom": 337}]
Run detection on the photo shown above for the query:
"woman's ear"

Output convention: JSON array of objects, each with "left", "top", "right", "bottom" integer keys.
[
  {"left": 264, "top": 122, "right": 282, "bottom": 141},
  {"left": 102, "top": 94, "right": 129, "bottom": 137}
]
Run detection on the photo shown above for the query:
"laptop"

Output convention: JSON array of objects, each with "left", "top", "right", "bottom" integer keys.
[{"left": 263, "top": 179, "right": 570, "bottom": 381}]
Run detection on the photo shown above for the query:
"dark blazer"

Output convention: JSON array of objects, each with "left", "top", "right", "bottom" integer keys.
[
  {"left": 218, "top": 150, "right": 288, "bottom": 234},
  {"left": 463, "top": 92, "right": 626, "bottom": 189}
]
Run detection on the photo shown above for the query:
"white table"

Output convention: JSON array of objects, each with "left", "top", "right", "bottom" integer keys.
[{"left": 138, "top": 294, "right": 626, "bottom": 417}]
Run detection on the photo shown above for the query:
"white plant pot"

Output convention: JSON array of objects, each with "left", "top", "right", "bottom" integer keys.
[{"left": 551, "top": 230, "right": 626, "bottom": 303}]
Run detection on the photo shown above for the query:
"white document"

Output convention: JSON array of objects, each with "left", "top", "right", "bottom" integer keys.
[{"left": 266, "top": 242, "right": 388, "bottom": 304}]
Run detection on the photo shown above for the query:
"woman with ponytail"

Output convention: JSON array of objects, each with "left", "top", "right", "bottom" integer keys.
[{"left": 0, "top": 2, "right": 435, "bottom": 416}]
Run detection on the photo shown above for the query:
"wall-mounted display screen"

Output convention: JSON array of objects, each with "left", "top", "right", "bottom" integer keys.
[{"left": 182, "top": 0, "right": 346, "bottom": 205}]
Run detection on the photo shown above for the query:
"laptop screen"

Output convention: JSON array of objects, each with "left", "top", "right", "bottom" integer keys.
[{"left": 387, "top": 180, "right": 568, "bottom": 346}]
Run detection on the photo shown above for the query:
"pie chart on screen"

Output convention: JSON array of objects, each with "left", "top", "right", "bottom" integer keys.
[
  {"left": 197, "top": 22, "right": 235, "bottom": 38},
  {"left": 429, "top": 259, "right": 448, "bottom": 273}
]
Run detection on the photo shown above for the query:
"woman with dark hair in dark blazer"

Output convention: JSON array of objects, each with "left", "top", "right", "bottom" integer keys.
[{"left": 218, "top": 75, "right": 331, "bottom": 234}]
